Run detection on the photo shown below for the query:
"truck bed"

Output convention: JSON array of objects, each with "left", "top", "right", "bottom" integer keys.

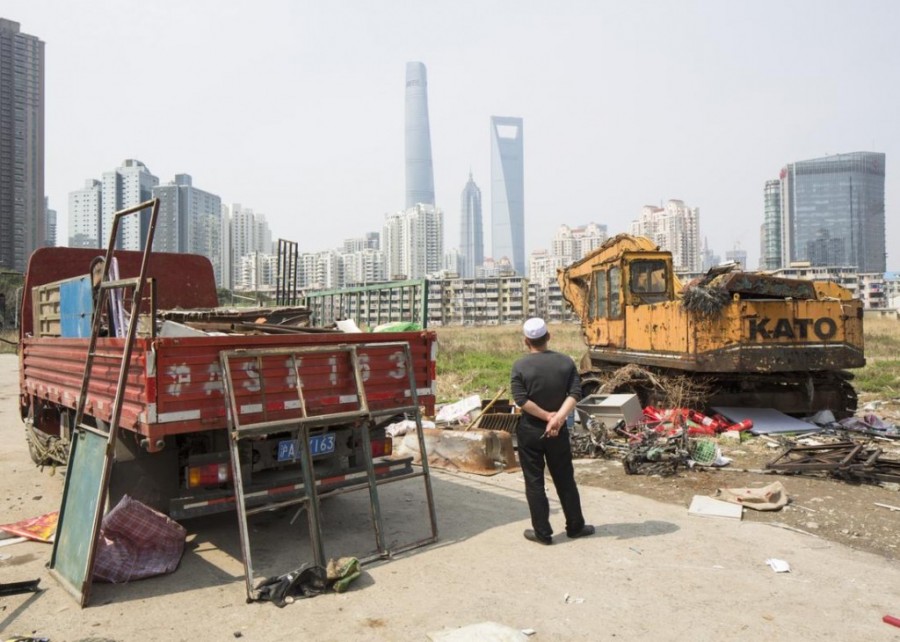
[{"left": 21, "top": 331, "right": 436, "bottom": 446}]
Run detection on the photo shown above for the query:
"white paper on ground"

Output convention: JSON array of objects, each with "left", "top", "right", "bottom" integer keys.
[{"left": 766, "top": 558, "right": 791, "bottom": 573}]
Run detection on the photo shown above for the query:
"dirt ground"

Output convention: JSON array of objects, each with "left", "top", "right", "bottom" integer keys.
[
  {"left": 571, "top": 401, "right": 900, "bottom": 561},
  {"left": 2, "top": 354, "right": 900, "bottom": 641}
]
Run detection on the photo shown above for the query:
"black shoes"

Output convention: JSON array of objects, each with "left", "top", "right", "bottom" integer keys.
[
  {"left": 524, "top": 525, "right": 594, "bottom": 543},
  {"left": 566, "top": 524, "right": 595, "bottom": 539},
  {"left": 523, "top": 529, "right": 553, "bottom": 545}
]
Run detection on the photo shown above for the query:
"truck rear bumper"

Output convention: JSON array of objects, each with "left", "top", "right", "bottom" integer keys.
[{"left": 169, "top": 456, "right": 415, "bottom": 520}]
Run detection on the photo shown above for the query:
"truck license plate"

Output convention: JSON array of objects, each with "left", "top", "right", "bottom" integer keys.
[{"left": 277, "top": 434, "right": 336, "bottom": 461}]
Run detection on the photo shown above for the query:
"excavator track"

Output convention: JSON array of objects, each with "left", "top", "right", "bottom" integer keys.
[{"left": 581, "top": 364, "right": 858, "bottom": 420}]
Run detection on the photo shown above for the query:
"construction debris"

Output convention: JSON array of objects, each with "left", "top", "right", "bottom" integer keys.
[
  {"left": 715, "top": 481, "right": 789, "bottom": 511},
  {"left": 158, "top": 305, "right": 312, "bottom": 330},
  {"left": 0, "top": 578, "right": 41, "bottom": 596},
  {"left": 838, "top": 414, "right": 900, "bottom": 438},
  {"left": 0, "top": 511, "right": 58, "bottom": 543},
  {"left": 688, "top": 495, "right": 743, "bottom": 520},
  {"left": 766, "top": 441, "right": 900, "bottom": 485},
  {"left": 394, "top": 427, "right": 519, "bottom": 475},
  {"left": 765, "top": 558, "right": 791, "bottom": 573}
]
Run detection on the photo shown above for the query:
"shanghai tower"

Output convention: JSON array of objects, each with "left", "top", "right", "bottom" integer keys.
[{"left": 404, "top": 62, "right": 435, "bottom": 208}]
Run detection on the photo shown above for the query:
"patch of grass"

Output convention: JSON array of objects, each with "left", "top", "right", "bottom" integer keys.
[
  {"left": 851, "top": 359, "right": 900, "bottom": 396},
  {"left": 435, "top": 323, "right": 587, "bottom": 403},
  {"left": 862, "top": 317, "right": 900, "bottom": 360}
]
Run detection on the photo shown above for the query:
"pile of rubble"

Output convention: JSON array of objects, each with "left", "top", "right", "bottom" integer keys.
[{"left": 571, "top": 393, "right": 900, "bottom": 488}]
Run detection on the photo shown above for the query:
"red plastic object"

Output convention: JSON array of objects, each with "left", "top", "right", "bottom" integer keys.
[
  {"left": 884, "top": 615, "right": 900, "bottom": 628},
  {"left": 726, "top": 419, "right": 754, "bottom": 431}
]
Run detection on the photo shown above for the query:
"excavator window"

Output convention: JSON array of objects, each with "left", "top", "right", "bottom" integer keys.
[
  {"left": 589, "top": 269, "right": 607, "bottom": 319},
  {"left": 630, "top": 260, "right": 669, "bottom": 303},
  {"left": 609, "top": 267, "right": 622, "bottom": 318}
]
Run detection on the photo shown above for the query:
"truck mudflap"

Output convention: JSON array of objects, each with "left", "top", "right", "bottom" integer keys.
[{"left": 169, "top": 456, "right": 415, "bottom": 520}]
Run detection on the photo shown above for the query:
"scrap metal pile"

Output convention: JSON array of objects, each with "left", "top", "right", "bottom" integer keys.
[
  {"left": 767, "top": 440, "right": 900, "bottom": 484},
  {"left": 572, "top": 405, "right": 745, "bottom": 476},
  {"left": 572, "top": 393, "right": 900, "bottom": 488}
]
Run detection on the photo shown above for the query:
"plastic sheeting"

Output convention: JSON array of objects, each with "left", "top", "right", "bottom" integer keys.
[{"left": 711, "top": 407, "right": 821, "bottom": 435}]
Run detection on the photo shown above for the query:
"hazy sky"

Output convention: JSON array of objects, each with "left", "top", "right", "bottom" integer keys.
[{"left": 6, "top": 0, "right": 900, "bottom": 269}]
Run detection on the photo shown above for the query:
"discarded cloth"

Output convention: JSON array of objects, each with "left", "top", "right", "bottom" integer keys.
[
  {"left": 715, "top": 481, "right": 788, "bottom": 511},
  {"left": 255, "top": 563, "right": 328, "bottom": 606},
  {"left": 839, "top": 414, "right": 899, "bottom": 437},
  {"left": 327, "top": 556, "right": 361, "bottom": 593},
  {"left": 385, "top": 419, "right": 436, "bottom": 437},
  {"left": 256, "top": 557, "right": 363, "bottom": 606},
  {"left": 93, "top": 495, "right": 186, "bottom": 583}
]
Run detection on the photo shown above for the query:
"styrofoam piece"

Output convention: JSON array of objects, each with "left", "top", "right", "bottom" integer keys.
[{"left": 688, "top": 495, "right": 743, "bottom": 520}]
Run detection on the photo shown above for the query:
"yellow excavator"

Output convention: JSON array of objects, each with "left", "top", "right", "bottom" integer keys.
[{"left": 558, "top": 234, "right": 865, "bottom": 417}]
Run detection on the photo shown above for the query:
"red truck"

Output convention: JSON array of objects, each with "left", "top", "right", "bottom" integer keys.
[{"left": 18, "top": 247, "right": 437, "bottom": 519}]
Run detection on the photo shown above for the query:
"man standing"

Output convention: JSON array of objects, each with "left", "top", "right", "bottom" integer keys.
[{"left": 511, "top": 317, "right": 594, "bottom": 545}]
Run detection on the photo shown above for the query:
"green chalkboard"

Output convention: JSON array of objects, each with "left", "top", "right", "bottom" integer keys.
[{"left": 49, "top": 429, "right": 107, "bottom": 605}]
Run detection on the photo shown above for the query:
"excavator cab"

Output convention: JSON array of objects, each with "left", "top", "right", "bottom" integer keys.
[{"left": 580, "top": 251, "right": 676, "bottom": 349}]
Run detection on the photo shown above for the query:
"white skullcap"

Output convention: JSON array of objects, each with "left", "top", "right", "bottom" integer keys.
[{"left": 523, "top": 317, "right": 548, "bottom": 340}]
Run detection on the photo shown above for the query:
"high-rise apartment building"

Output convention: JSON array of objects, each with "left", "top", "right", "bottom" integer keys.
[
  {"left": 459, "top": 172, "right": 483, "bottom": 277},
  {"left": 342, "top": 248, "right": 385, "bottom": 287},
  {"left": 0, "top": 19, "right": 44, "bottom": 272},
  {"left": 404, "top": 61, "right": 435, "bottom": 209},
  {"left": 225, "top": 204, "right": 272, "bottom": 290},
  {"left": 44, "top": 197, "right": 56, "bottom": 247},
  {"left": 304, "top": 250, "right": 342, "bottom": 290},
  {"left": 443, "top": 248, "right": 463, "bottom": 276},
  {"left": 68, "top": 159, "right": 159, "bottom": 251},
  {"left": 238, "top": 251, "right": 278, "bottom": 291},
  {"left": 382, "top": 204, "right": 443, "bottom": 280},
  {"left": 68, "top": 179, "right": 102, "bottom": 247},
  {"left": 343, "top": 232, "right": 379, "bottom": 254},
  {"left": 102, "top": 159, "right": 159, "bottom": 250},
  {"left": 552, "top": 223, "right": 608, "bottom": 266},
  {"left": 528, "top": 249, "right": 567, "bottom": 288},
  {"left": 490, "top": 116, "right": 525, "bottom": 276},
  {"left": 760, "top": 179, "right": 782, "bottom": 270},
  {"left": 778, "top": 152, "right": 885, "bottom": 273},
  {"left": 152, "top": 174, "right": 223, "bottom": 283},
  {"left": 630, "top": 199, "right": 701, "bottom": 274}
]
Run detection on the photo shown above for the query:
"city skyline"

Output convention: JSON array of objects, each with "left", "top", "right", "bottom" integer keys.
[{"left": 3, "top": 2, "right": 899, "bottom": 271}]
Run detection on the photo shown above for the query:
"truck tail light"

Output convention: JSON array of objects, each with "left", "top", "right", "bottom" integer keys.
[
  {"left": 371, "top": 437, "right": 392, "bottom": 458},
  {"left": 187, "top": 462, "right": 232, "bottom": 488}
]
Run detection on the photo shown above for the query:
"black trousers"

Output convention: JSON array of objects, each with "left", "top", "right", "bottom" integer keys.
[{"left": 516, "top": 424, "right": 586, "bottom": 539}]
